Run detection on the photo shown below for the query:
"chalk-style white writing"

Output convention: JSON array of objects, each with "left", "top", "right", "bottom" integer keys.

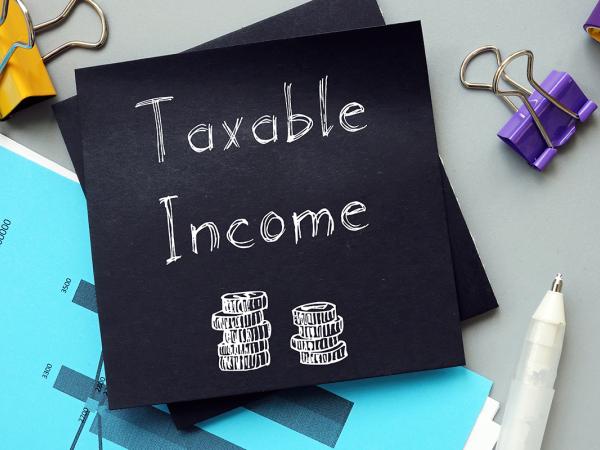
[
  {"left": 135, "top": 97, "right": 174, "bottom": 163},
  {"left": 223, "top": 118, "right": 244, "bottom": 150},
  {"left": 339, "top": 102, "right": 367, "bottom": 133},
  {"left": 292, "top": 208, "right": 335, "bottom": 244},
  {"left": 158, "top": 195, "right": 181, "bottom": 265},
  {"left": 226, "top": 219, "right": 255, "bottom": 249},
  {"left": 161, "top": 200, "right": 368, "bottom": 262},
  {"left": 341, "top": 201, "right": 369, "bottom": 231},
  {"left": 188, "top": 123, "right": 214, "bottom": 153},
  {"left": 260, "top": 211, "right": 286, "bottom": 243},
  {"left": 148, "top": 76, "right": 370, "bottom": 265},
  {"left": 191, "top": 222, "right": 220, "bottom": 253},
  {"left": 319, "top": 76, "right": 333, "bottom": 137},
  {"left": 136, "top": 77, "right": 366, "bottom": 163},
  {"left": 252, "top": 115, "right": 278, "bottom": 144},
  {"left": 285, "top": 82, "right": 314, "bottom": 143}
]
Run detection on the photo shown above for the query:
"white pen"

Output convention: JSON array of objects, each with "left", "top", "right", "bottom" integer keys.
[{"left": 496, "top": 273, "right": 566, "bottom": 450}]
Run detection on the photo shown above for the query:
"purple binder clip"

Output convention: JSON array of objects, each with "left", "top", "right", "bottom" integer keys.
[
  {"left": 585, "top": 1, "right": 600, "bottom": 43},
  {"left": 460, "top": 46, "right": 597, "bottom": 171}
]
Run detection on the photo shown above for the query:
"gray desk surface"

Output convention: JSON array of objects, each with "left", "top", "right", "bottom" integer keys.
[{"left": 5, "top": 1, "right": 600, "bottom": 448}]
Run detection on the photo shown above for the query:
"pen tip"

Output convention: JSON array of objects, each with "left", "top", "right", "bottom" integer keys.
[{"left": 552, "top": 273, "right": 563, "bottom": 293}]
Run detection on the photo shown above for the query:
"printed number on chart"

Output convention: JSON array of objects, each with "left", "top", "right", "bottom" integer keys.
[
  {"left": 61, "top": 278, "right": 72, "bottom": 293},
  {"left": 95, "top": 376, "right": 107, "bottom": 395},
  {"left": 0, "top": 219, "right": 11, "bottom": 246},
  {"left": 78, "top": 407, "right": 90, "bottom": 422},
  {"left": 42, "top": 363, "right": 53, "bottom": 379}
]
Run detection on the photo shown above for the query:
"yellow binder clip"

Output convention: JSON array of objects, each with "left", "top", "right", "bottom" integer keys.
[{"left": 0, "top": 0, "right": 108, "bottom": 120}]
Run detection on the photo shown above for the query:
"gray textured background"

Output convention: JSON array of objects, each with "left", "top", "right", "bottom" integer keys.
[{"left": 4, "top": 1, "right": 600, "bottom": 448}]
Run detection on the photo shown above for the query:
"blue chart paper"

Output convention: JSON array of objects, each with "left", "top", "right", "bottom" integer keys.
[
  {"left": 203, "top": 368, "right": 492, "bottom": 450},
  {"left": 0, "top": 135, "right": 492, "bottom": 449}
]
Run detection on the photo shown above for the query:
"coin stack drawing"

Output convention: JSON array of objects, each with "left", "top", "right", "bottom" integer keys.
[
  {"left": 290, "top": 301, "right": 348, "bottom": 365},
  {"left": 211, "top": 291, "right": 271, "bottom": 372}
]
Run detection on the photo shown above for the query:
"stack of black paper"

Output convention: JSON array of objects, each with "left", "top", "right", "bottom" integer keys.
[{"left": 53, "top": 0, "right": 496, "bottom": 429}]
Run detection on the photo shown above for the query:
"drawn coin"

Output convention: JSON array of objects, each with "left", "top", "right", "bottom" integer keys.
[
  {"left": 222, "top": 320, "right": 271, "bottom": 344},
  {"left": 299, "top": 341, "right": 348, "bottom": 365},
  {"left": 292, "top": 301, "right": 337, "bottom": 326},
  {"left": 211, "top": 309, "right": 264, "bottom": 330},
  {"left": 290, "top": 333, "right": 340, "bottom": 352},
  {"left": 219, "top": 350, "right": 271, "bottom": 371},
  {"left": 218, "top": 339, "right": 269, "bottom": 356},
  {"left": 222, "top": 291, "right": 268, "bottom": 314},
  {"left": 296, "top": 315, "right": 343, "bottom": 339}
]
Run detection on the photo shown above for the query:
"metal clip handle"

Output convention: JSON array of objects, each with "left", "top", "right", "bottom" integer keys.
[
  {"left": 491, "top": 50, "right": 580, "bottom": 119},
  {"left": 460, "top": 45, "right": 531, "bottom": 111},
  {"left": 0, "top": 0, "right": 35, "bottom": 76},
  {"left": 0, "top": 0, "right": 108, "bottom": 76},
  {"left": 33, "top": 0, "right": 108, "bottom": 64}
]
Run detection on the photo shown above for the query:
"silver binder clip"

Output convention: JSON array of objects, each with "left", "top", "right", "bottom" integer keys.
[{"left": 0, "top": 0, "right": 109, "bottom": 119}]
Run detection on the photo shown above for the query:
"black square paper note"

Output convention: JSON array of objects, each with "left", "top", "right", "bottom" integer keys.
[{"left": 76, "top": 22, "right": 465, "bottom": 409}]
